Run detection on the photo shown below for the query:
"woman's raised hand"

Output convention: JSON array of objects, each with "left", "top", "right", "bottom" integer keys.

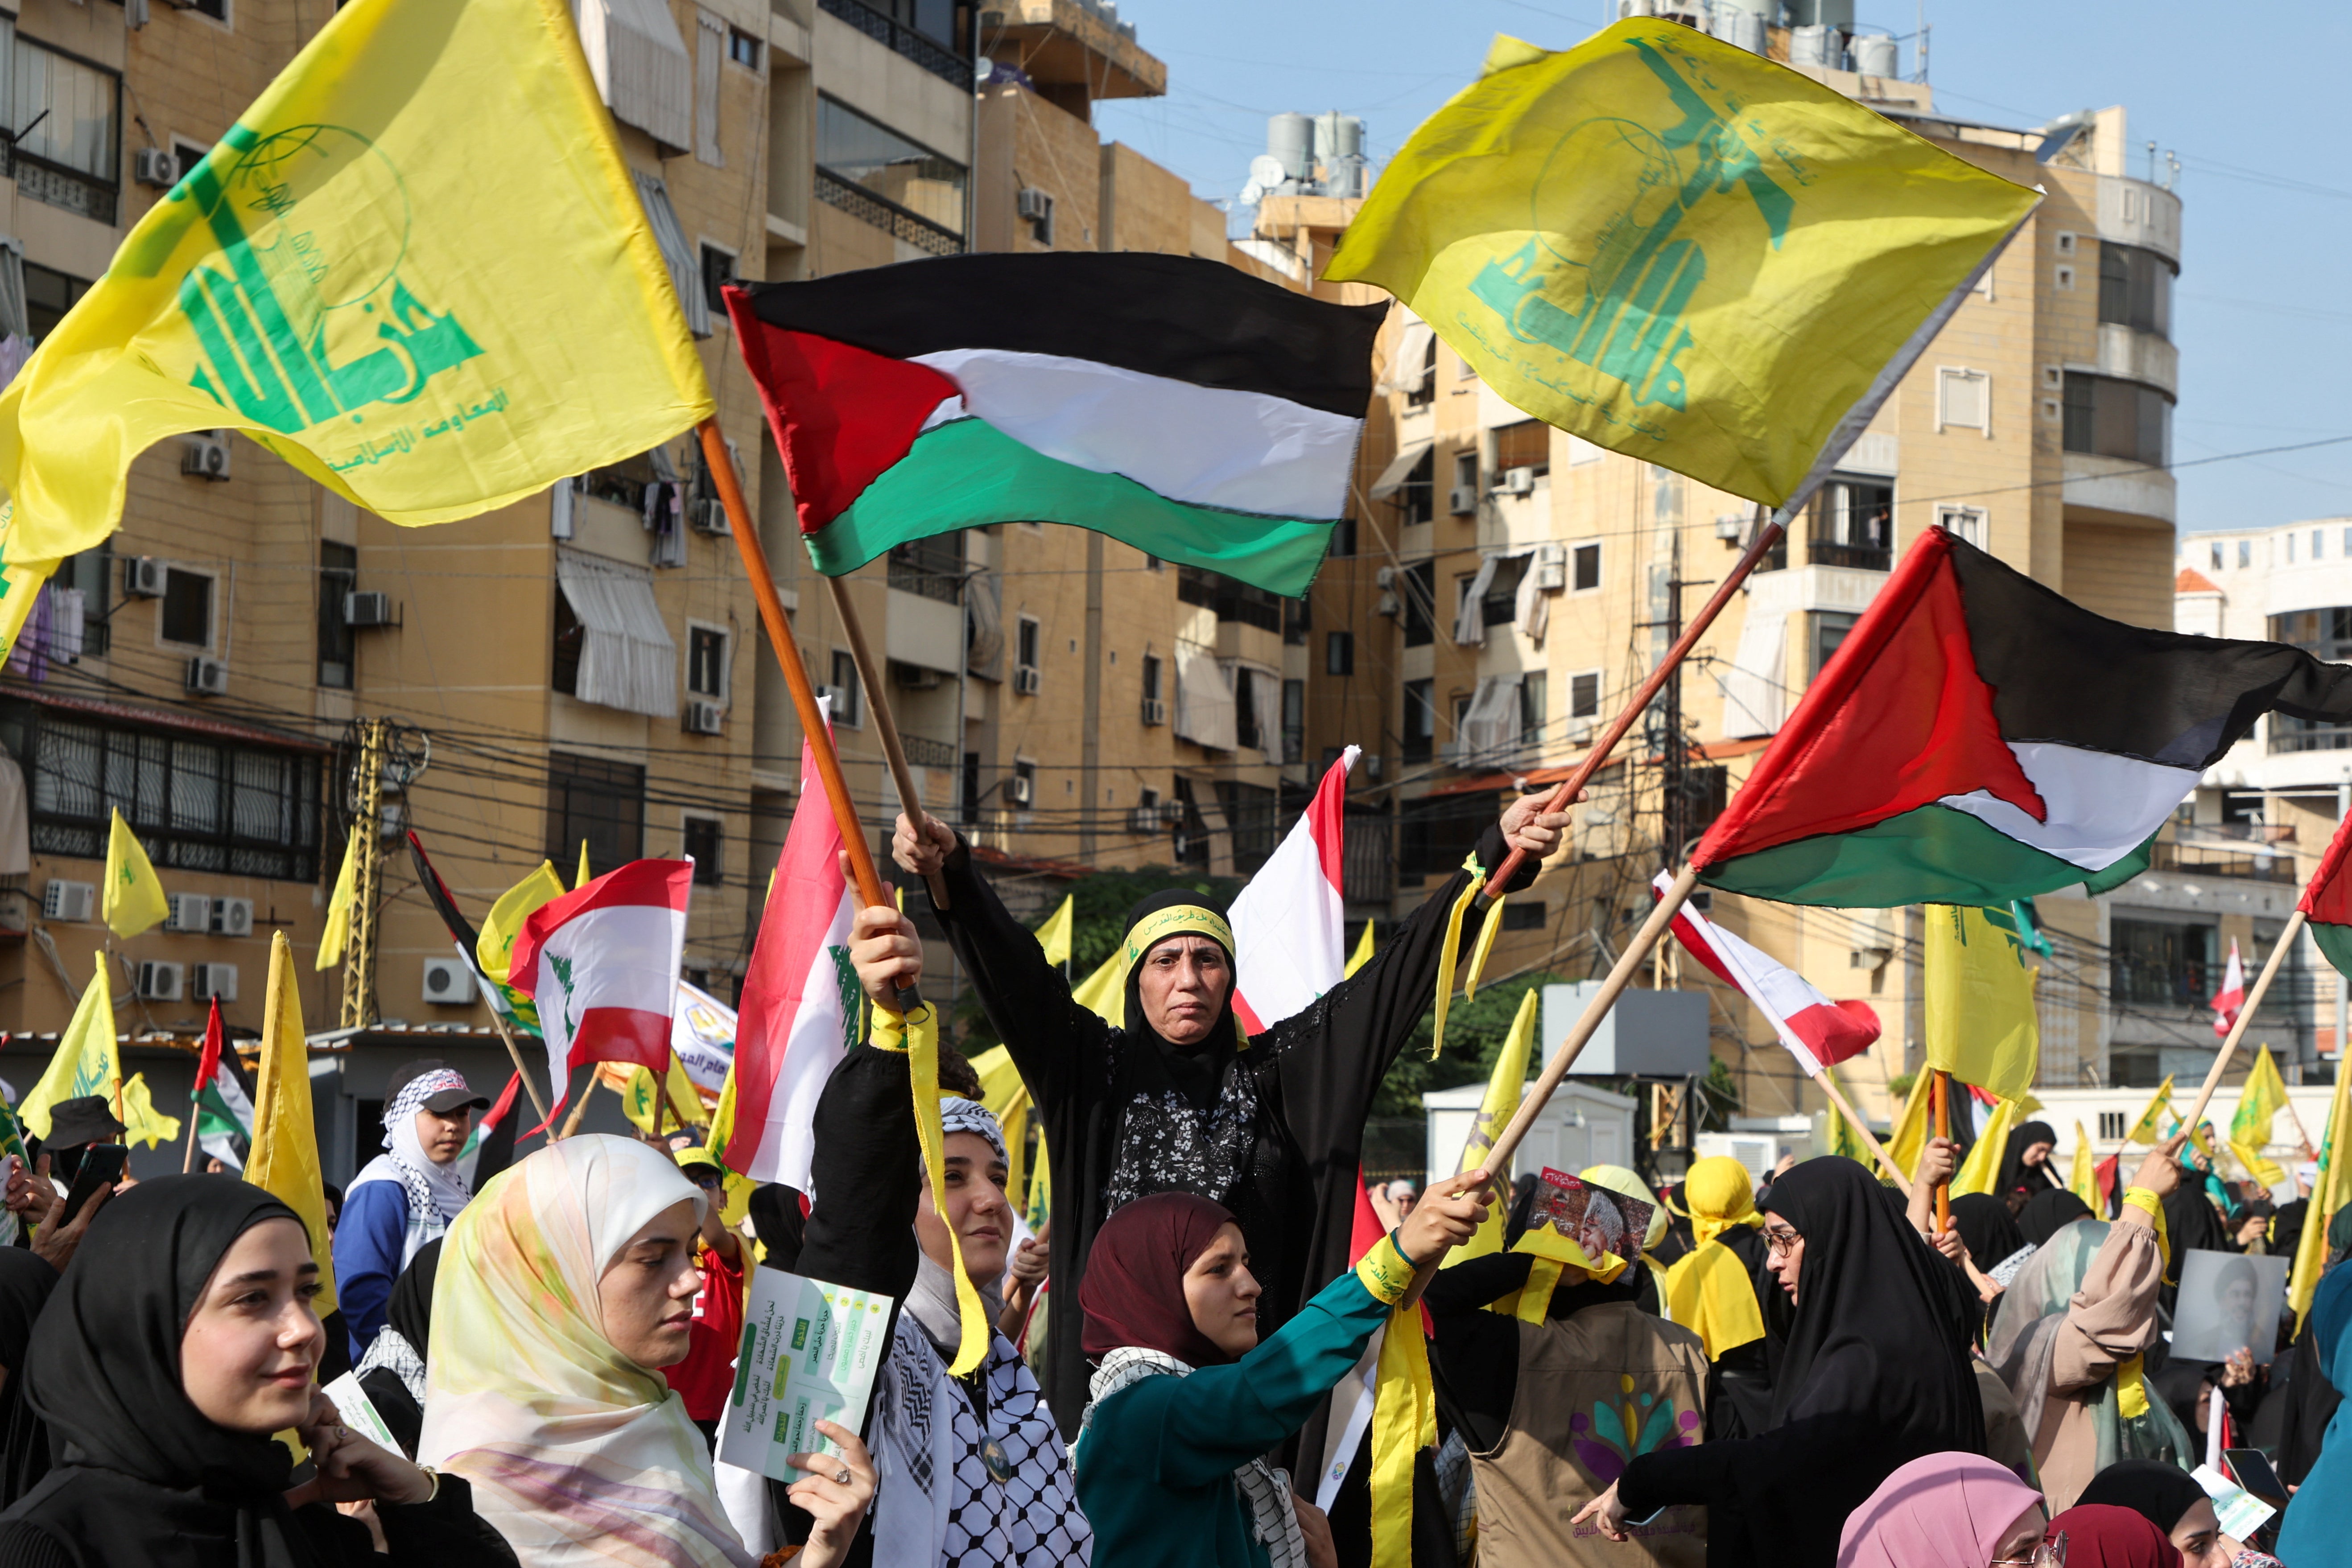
[{"left": 1397, "top": 1169, "right": 1492, "bottom": 1265}]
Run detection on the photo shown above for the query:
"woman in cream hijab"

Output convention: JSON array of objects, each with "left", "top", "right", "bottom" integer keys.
[{"left": 420, "top": 1135, "right": 875, "bottom": 1567}]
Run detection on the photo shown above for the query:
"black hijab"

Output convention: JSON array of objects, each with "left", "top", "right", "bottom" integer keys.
[
  {"left": 2019, "top": 1188, "right": 2093, "bottom": 1247},
  {"left": 358, "top": 1240, "right": 440, "bottom": 1460},
  {"left": 0, "top": 1251, "right": 56, "bottom": 1508},
  {"left": 2161, "top": 1183, "right": 2233, "bottom": 1313},
  {"left": 3, "top": 1175, "right": 325, "bottom": 1568},
  {"left": 1116, "top": 889, "right": 1241, "bottom": 1107},
  {"left": 2270, "top": 1197, "right": 2309, "bottom": 1267},
  {"left": 1997, "top": 1121, "right": 2063, "bottom": 1197},
  {"left": 1950, "top": 1193, "right": 2028, "bottom": 1272},
  {"left": 2078, "top": 1457, "right": 2209, "bottom": 1538},
  {"left": 748, "top": 1183, "right": 809, "bottom": 1271}
]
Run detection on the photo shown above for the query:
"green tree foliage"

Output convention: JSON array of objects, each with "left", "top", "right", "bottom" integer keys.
[{"left": 1370, "top": 972, "right": 1573, "bottom": 1117}]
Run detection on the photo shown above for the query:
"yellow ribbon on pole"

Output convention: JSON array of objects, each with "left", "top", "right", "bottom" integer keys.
[{"left": 876, "top": 1003, "right": 989, "bottom": 1375}]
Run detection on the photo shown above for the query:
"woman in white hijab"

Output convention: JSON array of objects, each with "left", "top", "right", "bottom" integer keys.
[{"left": 420, "top": 1134, "right": 875, "bottom": 1567}]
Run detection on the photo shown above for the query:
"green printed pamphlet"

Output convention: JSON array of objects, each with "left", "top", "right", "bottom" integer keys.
[{"left": 718, "top": 1265, "right": 893, "bottom": 1479}]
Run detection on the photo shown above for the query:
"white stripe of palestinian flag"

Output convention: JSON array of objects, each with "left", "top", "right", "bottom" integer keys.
[
  {"left": 196, "top": 1059, "right": 253, "bottom": 1170},
  {"left": 1230, "top": 746, "right": 1357, "bottom": 1035},
  {"left": 1658, "top": 871, "right": 1879, "bottom": 1077},
  {"left": 511, "top": 860, "right": 693, "bottom": 1115},
  {"left": 909, "top": 349, "right": 1360, "bottom": 520}
]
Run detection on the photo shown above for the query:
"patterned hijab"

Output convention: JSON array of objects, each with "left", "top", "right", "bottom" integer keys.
[
  {"left": 417, "top": 1134, "right": 751, "bottom": 1568},
  {"left": 347, "top": 1067, "right": 474, "bottom": 1268}
]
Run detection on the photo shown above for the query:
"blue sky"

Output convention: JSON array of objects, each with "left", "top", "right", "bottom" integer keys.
[{"left": 1093, "top": 1, "right": 2351, "bottom": 537}]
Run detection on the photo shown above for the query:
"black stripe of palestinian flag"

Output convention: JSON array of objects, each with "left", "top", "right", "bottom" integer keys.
[
  {"left": 722, "top": 253, "right": 1386, "bottom": 597},
  {"left": 1693, "top": 527, "right": 2352, "bottom": 908}
]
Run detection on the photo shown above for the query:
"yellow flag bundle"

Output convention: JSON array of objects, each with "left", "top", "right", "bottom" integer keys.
[
  {"left": 248, "top": 932, "right": 338, "bottom": 1313},
  {"left": 1923, "top": 905, "right": 2040, "bottom": 1103},
  {"left": 0, "top": 0, "right": 715, "bottom": 656},
  {"left": 1325, "top": 20, "right": 2038, "bottom": 511},
  {"left": 103, "top": 810, "right": 169, "bottom": 940},
  {"left": 20, "top": 962, "right": 120, "bottom": 1140},
  {"left": 2230, "top": 1045, "right": 2290, "bottom": 1186}
]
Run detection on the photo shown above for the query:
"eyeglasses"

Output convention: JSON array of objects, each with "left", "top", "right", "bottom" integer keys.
[
  {"left": 1993, "top": 1533, "right": 2067, "bottom": 1568},
  {"left": 1762, "top": 1226, "right": 1803, "bottom": 1258},
  {"left": 688, "top": 1170, "right": 726, "bottom": 1188}
]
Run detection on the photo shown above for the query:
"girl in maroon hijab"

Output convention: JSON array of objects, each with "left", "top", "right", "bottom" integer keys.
[{"left": 2043, "top": 1504, "right": 2179, "bottom": 1568}]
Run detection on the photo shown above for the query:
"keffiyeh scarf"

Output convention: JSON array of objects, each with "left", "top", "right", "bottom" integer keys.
[
  {"left": 347, "top": 1067, "right": 474, "bottom": 1268},
  {"left": 1081, "top": 1347, "right": 1305, "bottom": 1568}
]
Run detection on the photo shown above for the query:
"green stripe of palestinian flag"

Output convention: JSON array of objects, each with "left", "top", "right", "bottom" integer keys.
[
  {"left": 1695, "top": 527, "right": 2352, "bottom": 909},
  {"left": 2302, "top": 808, "right": 2352, "bottom": 979}
]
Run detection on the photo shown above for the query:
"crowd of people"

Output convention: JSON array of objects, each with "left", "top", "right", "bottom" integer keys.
[{"left": 0, "top": 786, "right": 2341, "bottom": 1568}]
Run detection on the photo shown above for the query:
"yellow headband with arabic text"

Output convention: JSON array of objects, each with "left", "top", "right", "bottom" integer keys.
[{"left": 1122, "top": 905, "right": 1235, "bottom": 971}]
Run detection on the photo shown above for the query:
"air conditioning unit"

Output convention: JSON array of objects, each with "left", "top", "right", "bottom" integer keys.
[
  {"left": 1140, "top": 697, "right": 1166, "bottom": 726},
  {"left": 1714, "top": 512, "right": 1746, "bottom": 542},
  {"left": 182, "top": 435, "right": 232, "bottom": 481},
  {"left": 683, "top": 700, "right": 724, "bottom": 736},
  {"left": 1012, "top": 664, "right": 1042, "bottom": 696},
  {"left": 191, "top": 963, "right": 238, "bottom": 1002},
  {"left": 209, "top": 897, "right": 254, "bottom": 938},
  {"left": 1374, "top": 591, "right": 1400, "bottom": 618},
  {"left": 185, "top": 657, "right": 229, "bottom": 696},
  {"left": 1127, "top": 805, "right": 1161, "bottom": 835},
  {"left": 41, "top": 879, "right": 95, "bottom": 923},
  {"left": 1531, "top": 542, "right": 1568, "bottom": 590},
  {"left": 132, "top": 147, "right": 177, "bottom": 187},
  {"left": 421, "top": 956, "right": 473, "bottom": 1006},
  {"left": 1448, "top": 486, "right": 1478, "bottom": 515},
  {"left": 1365, "top": 754, "right": 1383, "bottom": 778},
  {"left": 1016, "top": 187, "right": 1053, "bottom": 221},
  {"left": 1003, "top": 774, "right": 1034, "bottom": 807},
  {"left": 893, "top": 664, "right": 942, "bottom": 691},
  {"left": 689, "top": 498, "right": 730, "bottom": 535},
  {"left": 1498, "top": 465, "right": 1535, "bottom": 497},
  {"left": 1564, "top": 721, "right": 1593, "bottom": 745},
  {"left": 342, "top": 590, "right": 395, "bottom": 627},
  {"left": 1374, "top": 566, "right": 1397, "bottom": 589},
  {"left": 165, "top": 893, "right": 212, "bottom": 934},
  {"left": 124, "top": 556, "right": 167, "bottom": 598},
  {"left": 136, "top": 961, "right": 184, "bottom": 1001}
]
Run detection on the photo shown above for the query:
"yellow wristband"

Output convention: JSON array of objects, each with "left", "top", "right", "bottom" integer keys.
[
  {"left": 1355, "top": 1234, "right": 1418, "bottom": 1305},
  {"left": 2121, "top": 1186, "right": 2162, "bottom": 1219},
  {"left": 869, "top": 1002, "right": 931, "bottom": 1054}
]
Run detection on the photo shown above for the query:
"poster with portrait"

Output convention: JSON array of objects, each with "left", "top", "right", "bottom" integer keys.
[
  {"left": 1523, "top": 1166, "right": 1653, "bottom": 1266},
  {"left": 2171, "top": 1248, "right": 2288, "bottom": 1366}
]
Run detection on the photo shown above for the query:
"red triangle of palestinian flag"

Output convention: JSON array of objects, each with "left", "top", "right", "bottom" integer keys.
[
  {"left": 722, "top": 253, "right": 1384, "bottom": 597},
  {"left": 2300, "top": 811, "right": 2352, "bottom": 979},
  {"left": 1694, "top": 527, "right": 2352, "bottom": 908}
]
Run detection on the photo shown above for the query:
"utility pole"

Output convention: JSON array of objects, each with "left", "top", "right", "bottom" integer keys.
[{"left": 342, "top": 716, "right": 387, "bottom": 1029}]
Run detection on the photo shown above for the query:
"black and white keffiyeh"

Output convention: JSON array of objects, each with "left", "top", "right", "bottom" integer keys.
[
  {"left": 1081, "top": 1347, "right": 1306, "bottom": 1568},
  {"left": 346, "top": 1068, "right": 472, "bottom": 1268}
]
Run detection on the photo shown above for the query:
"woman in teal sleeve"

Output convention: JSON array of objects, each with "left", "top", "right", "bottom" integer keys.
[
  {"left": 1073, "top": 1175, "right": 1490, "bottom": 1568},
  {"left": 2278, "top": 1254, "right": 2352, "bottom": 1566}
]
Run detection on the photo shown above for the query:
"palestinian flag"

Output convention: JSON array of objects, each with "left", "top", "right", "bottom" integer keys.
[
  {"left": 1694, "top": 527, "right": 2352, "bottom": 907},
  {"left": 2301, "top": 807, "right": 2352, "bottom": 979},
  {"left": 722, "top": 253, "right": 1384, "bottom": 596},
  {"left": 192, "top": 997, "right": 255, "bottom": 1170}
]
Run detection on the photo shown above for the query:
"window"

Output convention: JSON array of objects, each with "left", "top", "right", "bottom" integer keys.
[
  {"left": 1016, "top": 616, "right": 1040, "bottom": 676},
  {"left": 2343, "top": 527, "right": 2352, "bottom": 558},
  {"left": 1330, "top": 514, "right": 1356, "bottom": 557},
  {"left": 317, "top": 542, "right": 356, "bottom": 689},
  {"left": 552, "top": 590, "right": 583, "bottom": 696},
  {"left": 22, "top": 263, "right": 89, "bottom": 342},
  {"left": 1502, "top": 901, "right": 1547, "bottom": 932},
  {"left": 547, "top": 752, "right": 645, "bottom": 875},
  {"left": 1937, "top": 366, "right": 1990, "bottom": 434},
  {"left": 1235, "top": 667, "right": 1264, "bottom": 752},
  {"left": 1399, "top": 793, "right": 1487, "bottom": 882},
  {"left": 1326, "top": 630, "right": 1353, "bottom": 676},
  {"left": 1936, "top": 505, "right": 1989, "bottom": 548},
  {"left": 2097, "top": 1111, "right": 2127, "bottom": 1140},
  {"left": 172, "top": 139, "right": 209, "bottom": 181},
  {"left": 2289, "top": 533, "right": 2298, "bottom": 564},
  {"left": 1141, "top": 652, "right": 1162, "bottom": 702},
  {"left": 699, "top": 243, "right": 737, "bottom": 315},
  {"left": 1401, "top": 560, "right": 1436, "bottom": 648},
  {"left": 1811, "top": 611, "right": 1858, "bottom": 678},
  {"left": 2317, "top": 529, "right": 2327, "bottom": 561},
  {"left": 1569, "top": 670, "right": 1600, "bottom": 720},
  {"left": 1283, "top": 594, "right": 1309, "bottom": 646},
  {"left": 1518, "top": 673, "right": 1546, "bottom": 745},
  {"left": 1175, "top": 565, "right": 1283, "bottom": 633},
  {"left": 2062, "top": 372, "right": 2171, "bottom": 467},
  {"left": 2239, "top": 540, "right": 2252, "bottom": 568},
  {"left": 2, "top": 30, "right": 123, "bottom": 224},
  {"left": 1670, "top": 765, "right": 1729, "bottom": 846},
  {"left": 1398, "top": 449, "right": 1434, "bottom": 526},
  {"left": 1813, "top": 477, "right": 1893, "bottom": 570},
  {"left": 1492, "top": 419, "right": 1551, "bottom": 481},
  {"left": 160, "top": 568, "right": 212, "bottom": 648},
  {"left": 2097, "top": 243, "right": 2174, "bottom": 337},
  {"left": 1453, "top": 450, "right": 1478, "bottom": 493},
  {"left": 1012, "top": 758, "right": 1036, "bottom": 809},
  {"left": 687, "top": 625, "right": 728, "bottom": 700},
  {"left": 829, "top": 649, "right": 862, "bottom": 726},
  {"left": 2209, "top": 542, "right": 2223, "bottom": 572},
  {"left": 1572, "top": 542, "right": 1601, "bottom": 592},
  {"left": 1480, "top": 554, "right": 1531, "bottom": 628},
  {"left": 815, "top": 96, "right": 966, "bottom": 249},
  {"left": 1282, "top": 679, "right": 1304, "bottom": 764},
  {"left": 1403, "top": 333, "right": 1436, "bottom": 408},
  {"left": 1022, "top": 188, "right": 1054, "bottom": 246},
  {"left": 681, "top": 815, "right": 722, "bottom": 885},
  {"left": 726, "top": 25, "right": 761, "bottom": 66},
  {"left": 57, "top": 543, "right": 111, "bottom": 658},
  {"left": 1172, "top": 777, "right": 1208, "bottom": 866},
  {"left": 2110, "top": 917, "right": 2217, "bottom": 1008},
  {"left": 1402, "top": 679, "right": 1436, "bottom": 764},
  {"left": 1217, "top": 781, "right": 1278, "bottom": 873}
]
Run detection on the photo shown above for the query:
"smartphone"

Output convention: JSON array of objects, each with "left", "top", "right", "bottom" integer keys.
[
  {"left": 2224, "top": 1448, "right": 2290, "bottom": 1506},
  {"left": 55, "top": 1144, "right": 127, "bottom": 1229}
]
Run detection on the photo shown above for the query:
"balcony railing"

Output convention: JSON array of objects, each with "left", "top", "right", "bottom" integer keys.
[
  {"left": 900, "top": 733, "right": 957, "bottom": 769},
  {"left": 2148, "top": 839, "right": 2298, "bottom": 885},
  {"left": 9, "top": 147, "right": 116, "bottom": 226},
  {"left": 814, "top": 168, "right": 961, "bottom": 257},
  {"left": 1807, "top": 536, "right": 1892, "bottom": 572},
  {"left": 817, "top": 0, "right": 972, "bottom": 87}
]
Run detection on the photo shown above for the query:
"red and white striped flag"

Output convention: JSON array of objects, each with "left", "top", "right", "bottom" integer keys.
[
  {"left": 511, "top": 860, "right": 693, "bottom": 1119},
  {"left": 1229, "top": 745, "right": 1357, "bottom": 1034},
  {"left": 724, "top": 723, "right": 858, "bottom": 1187},
  {"left": 1656, "top": 870, "right": 1878, "bottom": 1075},
  {"left": 2211, "top": 938, "right": 2245, "bottom": 1041}
]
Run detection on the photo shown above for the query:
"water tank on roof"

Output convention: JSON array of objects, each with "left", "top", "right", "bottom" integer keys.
[
  {"left": 1787, "top": 24, "right": 1840, "bottom": 67},
  {"left": 1616, "top": 0, "right": 1654, "bottom": 16},
  {"left": 1785, "top": 0, "right": 1854, "bottom": 25},
  {"left": 1711, "top": 10, "right": 1768, "bottom": 53},
  {"left": 1314, "top": 112, "right": 1363, "bottom": 165},
  {"left": 1849, "top": 33, "right": 1898, "bottom": 77},
  {"left": 1268, "top": 114, "right": 1312, "bottom": 185}
]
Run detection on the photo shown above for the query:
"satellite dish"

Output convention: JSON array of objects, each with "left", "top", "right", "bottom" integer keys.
[
  {"left": 1249, "top": 155, "right": 1287, "bottom": 190},
  {"left": 1238, "top": 181, "right": 1265, "bottom": 206}
]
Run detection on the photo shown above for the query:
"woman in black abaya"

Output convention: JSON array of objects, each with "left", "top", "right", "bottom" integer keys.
[
  {"left": 0, "top": 1253, "right": 55, "bottom": 1509},
  {"left": 353, "top": 1239, "right": 439, "bottom": 1459},
  {"left": 1997, "top": 1121, "right": 2064, "bottom": 1200},
  {"left": 1576, "top": 1157, "right": 1984, "bottom": 1568}
]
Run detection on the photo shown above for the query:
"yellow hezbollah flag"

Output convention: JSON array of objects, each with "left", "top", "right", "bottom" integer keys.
[
  {"left": 1324, "top": 21, "right": 2038, "bottom": 510},
  {"left": 2125, "top": 1076, "right": 2176, "bottom": 1145},
  {"left": 1450, "top": 987, "right": 1537, "bottom": 1262},
  {"left": 576, "top": 840, "right": 594, "bottom": 891},
  {"left": 0, "top": 0, "right": 714, "bottom": 657},
  {"left": 2294, "top": 1052, "right": 2352, "bottom": 1321},
  {"left": 2071, "top": 1120, "right": 2101, "bottom": 1207},
  {"left": 2230, "top": 1045, "right": 2290, "bottom": 1187},
  {"left": 1071, "top": 949, "right": 1125, "bottom": 1027},
  {"left": 103, "top": 809, "right": 169, "bottom": 940},
  {"left": 247, "top": 931, "right": 337, "bottom": 1313},
  {"left": 1034, "top": 896, "right": 1074, "bottom": 970},
  {"left": 20, "top": 962, "right": 120, "bottom": 1140},
  {"left": 1886, "top": 1070, "right": 1933, "bottom": 1181},
  {"left": 598, "top": 1055, "right": 703, "bottom": 1136},
  {"left": 1345, "top": 920, "right": 1377, "bottom": 979},
  {"left": 1923, "top": 905, "right": 2039, "bottom": 1102},
  {"left": 120, "top": 1072, "right": 182, "bottom": 1150},
  {"left": 1951, "top": 1095, "right": 2021, "bottom": 1198},
  {"left": 316, "top": 825, "right": 361, "bottom": 970},
  {"left": 971, "top": 1045, "right": 1032, "bottom": 1210},
  {"left": 479, "top": 861, "right": 567, "bottom": 986}
]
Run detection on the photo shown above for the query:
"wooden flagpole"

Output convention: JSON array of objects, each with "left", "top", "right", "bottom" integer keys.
[
  {"left": 2179, "top": 910, "right": 2307, "bottom": 1140},
  {"left": 482, "top": 1006, "right": 556, "bottom": 1133},
  {"left": 1933, "top": 1071, "right": 1951, "bottom": 1232},
  {"left": 821, "top": 576, "right": 949, "bottom": 910}
]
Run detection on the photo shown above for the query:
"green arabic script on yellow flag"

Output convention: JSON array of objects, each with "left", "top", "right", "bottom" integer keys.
[
  {"left": 1325, "top": 20, "right": 2038, "bottom": 508},
  {"left": 0, "top": 0, "right": 715, "bottom": 655}
]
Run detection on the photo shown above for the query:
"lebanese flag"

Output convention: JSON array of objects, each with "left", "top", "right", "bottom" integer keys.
[
  {"left": 1314, "top": 1171, "right": 1397, "bottom": 1512},
  {"left": 511, "top": 860, "right": 692, "bottom": 1118},
  {"left": 722, "top": 254, "right": 1382, "bottom": 598},
  {"left": 1692, "top": 527, "right": 2352, "bottom": 910},
  {"left": 1229, "top": 746, "right": 1357, "bottom": 1035},
  {"left": 2211, "top": 938, "right": 2246, "bottom": 1041},
  {"left": 723, "top": 723, "right": 857, "bottom": 1188},
  {"left": 2302, "top": 809, "right": 2352, "bottom": 985},
  {"left": 1659, "top": 871, "right": 1879, "bottom": 1076}
]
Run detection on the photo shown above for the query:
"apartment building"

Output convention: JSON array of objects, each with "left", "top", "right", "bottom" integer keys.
[{"left": 1301, "top": 40, "right": 2200, "bottom": 1120}]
